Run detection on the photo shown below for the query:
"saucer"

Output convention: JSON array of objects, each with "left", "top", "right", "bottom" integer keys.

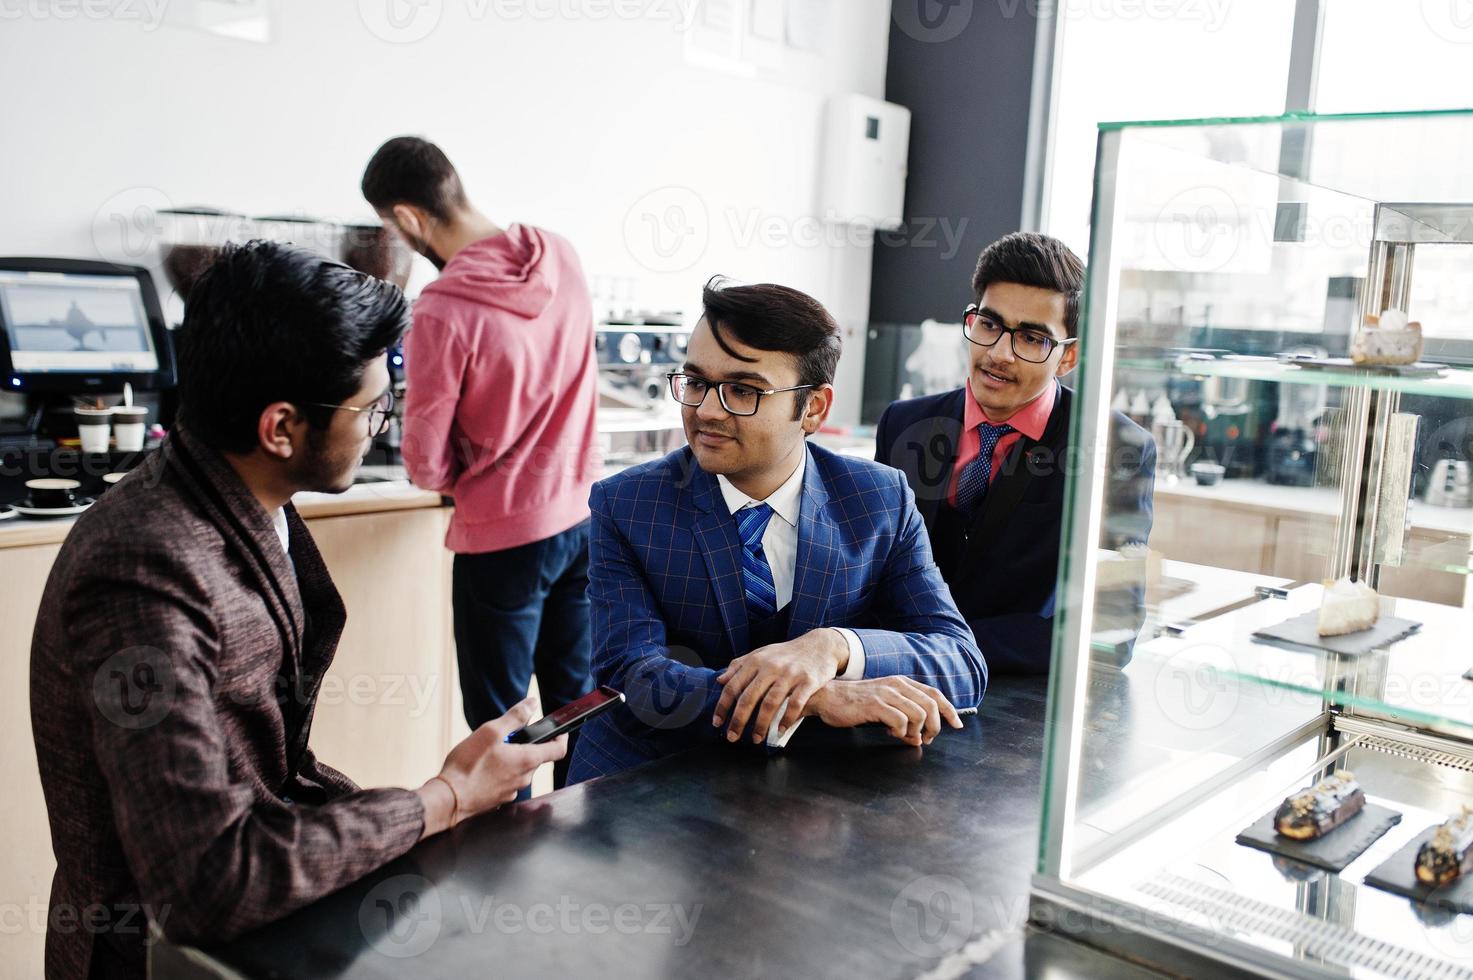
[
  {"left": 11, "top": 497, "right": 96, "bottom": 518},
  {"left": 0, "top": 505, "right": 15, "bottom": 521}
]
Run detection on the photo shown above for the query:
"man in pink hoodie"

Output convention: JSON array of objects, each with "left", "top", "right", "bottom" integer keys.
[{"left": 362, "top": 137, "right": 600, "bottom": 790}]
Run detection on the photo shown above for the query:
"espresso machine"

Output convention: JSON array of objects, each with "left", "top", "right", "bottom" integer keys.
[
  {"left": 596, "top": 312, "right": 688, "bottom": 404},
  {"left": 595, "top": 311, "right": 690, "bottom": 466}
]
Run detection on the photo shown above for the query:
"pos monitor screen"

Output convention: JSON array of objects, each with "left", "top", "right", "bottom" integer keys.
[{"left": 0, "top": 257, "right": 175, "bottom": 394}]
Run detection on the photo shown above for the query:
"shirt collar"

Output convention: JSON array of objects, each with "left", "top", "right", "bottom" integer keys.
[
  {"left": 717, "top": 446, "right": 806, "bottom": 528},
  {"left": 963, "top": 378, "right": 1058, "bottom": 442},
  {"left": 271, "top": 506, "right": 290, "bottom": 557}
]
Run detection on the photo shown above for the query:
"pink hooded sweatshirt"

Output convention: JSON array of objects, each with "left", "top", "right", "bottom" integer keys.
[{"left": 401, "top": 224, "right": 600, "bottom": 554}]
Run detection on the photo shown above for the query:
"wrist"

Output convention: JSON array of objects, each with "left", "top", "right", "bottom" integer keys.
[
  {"left": 802, "top": 682, "right": 833, "bottom": 719},
  {"left": 416, "top": 774, "right": 458, "bottom": 840},
  {"left": 824, "top": 627, "right": 849, "bottom": 675}
]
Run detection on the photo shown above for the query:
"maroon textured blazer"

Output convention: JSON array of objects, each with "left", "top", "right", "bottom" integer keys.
[{"left": 29, "top": 427, "right": 425, "bottom": 979}]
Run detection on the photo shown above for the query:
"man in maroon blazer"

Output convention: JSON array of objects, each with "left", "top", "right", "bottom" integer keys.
[{"left": 29, "top": 241, "right": 566, "bottom": 980}]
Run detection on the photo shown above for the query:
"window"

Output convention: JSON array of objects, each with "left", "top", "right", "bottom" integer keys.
[
  {"left": 1316, "top": 0, "right": 1473, "bottom": 113},
  {"left": 1043, "top": 1, "right": 1297, "bottom": 257}
]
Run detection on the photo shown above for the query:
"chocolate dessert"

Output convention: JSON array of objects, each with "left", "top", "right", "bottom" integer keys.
[
  {"left": 1416, "top": 807, "right": 1473, "bottom": 887},
  {"left": 1274, "top": 772, "right": 1366, "bottom": 841}
]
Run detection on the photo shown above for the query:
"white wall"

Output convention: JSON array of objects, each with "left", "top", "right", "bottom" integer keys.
[{"left": 0, "top": 0, "right": 891, "bottom": 426}]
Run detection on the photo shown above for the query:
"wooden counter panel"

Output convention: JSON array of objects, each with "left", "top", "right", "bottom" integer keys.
[
  {"left": 0, "top": 543, "right": 63, "bottom": 980},
  {"left": 1153, "top": 494, "right": 1468, "bottom": 606},
  {"left": 304, "top": 506, "right": 464, "bottom": 790}
]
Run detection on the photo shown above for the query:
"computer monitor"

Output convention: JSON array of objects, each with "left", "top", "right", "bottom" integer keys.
[{"left": 0, "top": 257, "right": 175, "bottom": 394}]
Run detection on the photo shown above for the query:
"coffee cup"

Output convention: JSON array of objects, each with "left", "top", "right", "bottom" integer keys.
[
  {"left": 26, "top": 478, "right": 82, "bottom": 509},
  {"left": 101, "top": 472, "right": 127, "bottom": 492},
  {"left": 1191, "top": 461, "right": 1226, "bottom": 487},
  {"left": 75, "top": 407, "right": 112, "bottom": 454},
  {"left": 111, "top": 406, "right": 148, "bottom": 452}
]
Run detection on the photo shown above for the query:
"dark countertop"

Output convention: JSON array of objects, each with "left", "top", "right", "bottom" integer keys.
[{"left": 159, "top": 678, "right": 1162, "bottom": 979}]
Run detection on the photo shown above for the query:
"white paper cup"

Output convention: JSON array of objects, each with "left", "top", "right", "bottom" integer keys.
[
  {"left": 112, "top": 406, "right": 147, "bottom": 452},
  {"left": 76, "top": 408, "right": 111, "bottom": 454}
]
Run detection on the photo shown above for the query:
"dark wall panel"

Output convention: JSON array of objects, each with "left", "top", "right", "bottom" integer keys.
[{"left": 871, "top": 2, "right": 1041, "bottom": 325}]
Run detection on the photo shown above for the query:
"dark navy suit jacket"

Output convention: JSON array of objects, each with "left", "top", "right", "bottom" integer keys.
[
  {"left": 875, "top": 384, "right": 1155, "bottom": 674},
  {"left": 568, "top": 441, "right": 986, "bottom": 782}
]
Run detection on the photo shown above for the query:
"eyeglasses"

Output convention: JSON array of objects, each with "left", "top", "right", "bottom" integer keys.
[
  {"left": 962, "top": 305, "right": 1077, "bottom": 364},
  {"left": 307, "top": 388, "right": 396, "bottom": 437},
  {"left": 666, "top": 373, "right": 815, "bottom": 417}
]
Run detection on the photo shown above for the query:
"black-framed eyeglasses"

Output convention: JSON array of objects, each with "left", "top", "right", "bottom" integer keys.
[
  {"left": 962, "top": 305, "right": 1077, "bottom": 364},
  {"left": 666, "top": 373, "right": 815, "bottom": 417},
  {"left": 307, "top": 388, "right": 395, "bottom": 437}
]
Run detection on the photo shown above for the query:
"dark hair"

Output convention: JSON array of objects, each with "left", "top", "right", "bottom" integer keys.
[
  {"left": 971, "top": 232, "right": 1085, "bottom": 337},
  {"left": 177, "top": 240, "right": 409, "bottom": 453},
  {"left": 361, "top": 136, "right": 468, "bottom": 222},
  {"left": 700, "top": 276, "right": 842, "bottom": 419}
]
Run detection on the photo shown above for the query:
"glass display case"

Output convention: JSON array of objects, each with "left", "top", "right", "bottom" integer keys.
[{"left": 1032, "top": 109, "right": 1473, "bottom": 978}]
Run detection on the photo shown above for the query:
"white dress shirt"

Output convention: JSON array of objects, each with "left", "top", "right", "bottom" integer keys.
[
  {"left": 716, "top": 448, "right": 865, "bottom": 746},
  {"left": 272, "top": 507, "right": 293, "bottom": 575}
]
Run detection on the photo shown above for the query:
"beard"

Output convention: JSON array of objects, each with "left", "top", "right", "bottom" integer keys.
[
  {"left": 406, "top": 230, "right": 447, "bottom": 271},
  {"left": 294, "top": 426, "right": 368, "bottom": 494}
]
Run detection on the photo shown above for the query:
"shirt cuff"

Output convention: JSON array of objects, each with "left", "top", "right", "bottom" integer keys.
[
  {"left": 765, "top": 700, "right": 802, "bottom": 748},
  {"left": 834, "top": 627, "right": 865, "bottom": 680},
  {"left": 762, "top": 631, "right": 866, "bottom": 749}
]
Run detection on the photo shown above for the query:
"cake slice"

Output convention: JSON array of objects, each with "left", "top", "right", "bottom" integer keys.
[
  {"left": 1317, "top": 577, "right": 1379, "bottom": 637},
  {"left": 1351, "top": 308, "right": 1423, "bottom": 366},
  {"left": 1274, "top": 771, "right": 1366, "bottom": 841}
]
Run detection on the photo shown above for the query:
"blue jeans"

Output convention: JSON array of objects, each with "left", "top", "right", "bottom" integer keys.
[{"left": 452, "top": 520, "right": 592, "bottom": 793}]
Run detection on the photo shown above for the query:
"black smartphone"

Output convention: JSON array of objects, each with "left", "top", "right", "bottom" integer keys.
[{"left": 508, "top": 686, "right": 625, "bottom": 744}]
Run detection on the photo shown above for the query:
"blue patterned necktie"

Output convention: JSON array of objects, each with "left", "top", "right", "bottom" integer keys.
[
  {"left": 955, "top": 422, "right": 1014, "bottom": 514},
  {"left": 734, "top": 503, "right": 778, "bottom": 620}
]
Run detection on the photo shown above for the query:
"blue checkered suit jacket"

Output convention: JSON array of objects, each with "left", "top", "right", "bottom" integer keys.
[{"left": 567, "top": 441, "right": 987, "bottom": 782}]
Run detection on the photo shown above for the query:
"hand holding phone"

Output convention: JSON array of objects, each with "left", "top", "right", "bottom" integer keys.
[
  {"left": 509, "top": 686, "right": 625, "bottom": 744},
  {"left": 421, "top": 697, "right": 568, "bottom": 835}
]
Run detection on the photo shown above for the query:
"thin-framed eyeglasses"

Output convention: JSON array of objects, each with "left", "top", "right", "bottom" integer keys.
[
  {"left": 666, "top": 372, "right": 815, "bottom": 417},
  {"left": 307, "top": 388, "right": 395, "bottom": 437}
]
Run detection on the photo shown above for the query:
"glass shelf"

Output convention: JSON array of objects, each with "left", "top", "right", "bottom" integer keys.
[
  {"left": 1099, "top": 108, "right": 1473, "bottom": 206},
  {"left": 1166, "top": 356, "right": 1473, "bottom": 400},
  {"left": 1141, "top": 581, "right": 1473, "bottom": 742}
]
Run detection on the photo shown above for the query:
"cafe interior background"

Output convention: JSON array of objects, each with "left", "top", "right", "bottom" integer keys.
[{"left": 4, "top": 1, "right": 1473, "bottom": 977}]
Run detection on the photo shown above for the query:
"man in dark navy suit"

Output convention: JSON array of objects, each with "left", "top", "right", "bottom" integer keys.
[{"left": 875, "top": 232, "right": 1155, "bottom": 674}]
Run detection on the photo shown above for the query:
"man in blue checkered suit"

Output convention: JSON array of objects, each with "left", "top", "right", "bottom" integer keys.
[{"left": 569, "top": 278, "right": 987, "bottom": 782}]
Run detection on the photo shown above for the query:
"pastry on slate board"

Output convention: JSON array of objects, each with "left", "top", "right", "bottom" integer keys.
[
  {"left": 1275, "top": 772, "right": 1366, "bottom": 841},
  {"left": 1416, "top": 807, "right": 1473, "bottom": 887}
]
